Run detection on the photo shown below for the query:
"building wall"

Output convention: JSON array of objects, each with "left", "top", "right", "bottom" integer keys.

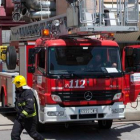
[
  {"left": 114, "top": 18, "right": 140, "bottom": 43},
  {"left": 56, "top": 0, "right": 69, "bottom": 15},
  {"left": 104, "top": 0, "right": 140, "bottom": 2},
  {"left": 2, "top": 30, "right": 11, "bottom": 44}
]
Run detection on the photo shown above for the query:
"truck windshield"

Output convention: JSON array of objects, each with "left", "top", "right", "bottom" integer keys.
[{"left": 48, "top": 46, "right": 122, "bottom": 75}]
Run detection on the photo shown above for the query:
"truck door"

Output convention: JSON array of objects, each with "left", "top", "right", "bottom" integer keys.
[
  {"left": 28, "top": 47, "right": 47, "bottom": 105},
  {"left": 122, "top": 46, "right": 140, "bottom": 104}
]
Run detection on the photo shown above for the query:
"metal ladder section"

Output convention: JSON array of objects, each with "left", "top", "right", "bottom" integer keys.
[
  {"left": 10, "top": 0, "right": 139, "bottom": 42},
  {"left": 77, "top": 0, "right": 139, "bottom": 33},
  {"left": 10, "top": 14, "right": 68, "bottom": 41}
]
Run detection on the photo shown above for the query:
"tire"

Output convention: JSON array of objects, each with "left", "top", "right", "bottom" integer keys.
[
  {"left": 98, "top": 119, "right": 113, "bottom": 129},
  {"left": 6, "top": 46, "right": 17, "bottom": 70},
  {"left": 35, "top": 100, "right": 44, "bottom": 132},
  {"left": 36, "top": 118, "right": 44, "bottom": 133},
  {"left": 1, "top": 93, "right": 5, "bottom": 107}
]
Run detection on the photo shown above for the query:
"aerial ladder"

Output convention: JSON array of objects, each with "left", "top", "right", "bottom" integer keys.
[{"left": 10, "top": 0, "right": 139, "bottom": 42}]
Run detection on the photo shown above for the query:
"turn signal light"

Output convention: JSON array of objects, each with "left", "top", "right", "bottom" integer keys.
[
  {"left": 51, "top": 95, "right": 62, "bottom": 102},
  {"left": 108, "top": 33, "right": 114, "bottom": 37},
  {"left": 42, "top": 29, "right": 50, "bottom": 36},
  {"left": 113, "top": 93, "right": 122, "bottom": 100}
]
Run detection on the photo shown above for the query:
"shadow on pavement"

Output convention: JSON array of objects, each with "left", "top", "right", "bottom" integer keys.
[
  {"left": 2, "top": 112, "right": 16, "bottom": 122},
  {"left": 23, "top": 121, "right": 140, "bottom": 140},
  {"left": 2, "top": 111, "right": 140, "bottom": 140}
]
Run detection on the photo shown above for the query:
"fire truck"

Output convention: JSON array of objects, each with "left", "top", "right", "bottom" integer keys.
[{"left": 0, "top": 0, "right": 140, "bottom": 131}]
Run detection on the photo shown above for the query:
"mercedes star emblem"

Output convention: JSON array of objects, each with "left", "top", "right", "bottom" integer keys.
[{"left": 84, "top": 91, "right": 93, "bottom": 101}]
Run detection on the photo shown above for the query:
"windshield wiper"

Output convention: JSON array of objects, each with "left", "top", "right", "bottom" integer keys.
[
  {"left": 82, "top": 70, "right": 114, "bottom": 78},
  {"left": 97, "top": 74, "right": 114, "bottom": 78},
  {"left": 59, "top": 74, "right": 72, "bottom": 79},
  {"left": 69, "top": 72, "right": 81, "bottom": 78},
  {"left": 83, "top": 70, "right": 102, "bottom": 73},
  {"left": 55, "top": 71, "right": 81, "bottom": 78}
]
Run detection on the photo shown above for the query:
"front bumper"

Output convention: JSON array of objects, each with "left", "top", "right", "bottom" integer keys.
[{"left": 39, "top": 102, "right": 125, "bottom": 123}]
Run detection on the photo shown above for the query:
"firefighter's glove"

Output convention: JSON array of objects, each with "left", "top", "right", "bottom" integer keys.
[{"left": 18, "top": 113, "right": 26, "bottom": 122}]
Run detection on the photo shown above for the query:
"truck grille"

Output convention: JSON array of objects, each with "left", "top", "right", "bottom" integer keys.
[{"left": 52, "top": 90, "right": 121, "bottom": 102}]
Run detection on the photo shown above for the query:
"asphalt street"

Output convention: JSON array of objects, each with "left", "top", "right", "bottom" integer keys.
[{"left": 0, "top": 115, "right": 140, "bottom": 140}]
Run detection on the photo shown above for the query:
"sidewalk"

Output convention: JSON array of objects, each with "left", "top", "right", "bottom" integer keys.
[
  {"left": 0, "top": 114, "right": 14, "bottom": 130},
  {"left": 123, "top": 96, "right": 140, "bottom": 121}
]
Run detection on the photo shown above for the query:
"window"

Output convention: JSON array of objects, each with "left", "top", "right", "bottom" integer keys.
[
  {"left": 125, "top": 47, "right": 140, "bottom": 72},
  {"left": 37, "top": 49, "right": 45, "bottom": 72},
  {"left": 49, "top": 46, "right": 122, "bottom": 74},
  {"left": 125, "top": 48, "right": 134, "bottom": 69}
]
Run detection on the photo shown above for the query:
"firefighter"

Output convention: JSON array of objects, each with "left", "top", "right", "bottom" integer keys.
[
  {"left": 11, "top": 75, "right": 46, "bottom": 140},
  {"left": 88, "top": 54, "right": 103, "bottom": 70}
]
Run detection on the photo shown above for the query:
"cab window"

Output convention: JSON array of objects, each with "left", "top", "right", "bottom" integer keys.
[{"left": 37, "top": 49, "right": 45, "bottom": 73}]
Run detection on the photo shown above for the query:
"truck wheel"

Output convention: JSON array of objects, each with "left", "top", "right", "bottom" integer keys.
[
  {"left": 6, "top": 46, "right": 17, "bottom": 70},
  {"left": 1, "top": 93, "right": 5, "bottom": 107},
  {"left": 35, "top": 100, "right": 44, "bottom": 132},
  {"left": 36, "top": 119, "right": 44, "bottom": 132},
  {"left": 98, "top": 120, "right": 113, "bottom": 129}
]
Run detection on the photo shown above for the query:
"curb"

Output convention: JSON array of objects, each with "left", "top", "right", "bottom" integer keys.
[
  {"left": 115, "top": 96, "right": 140, "bottom": 122},
  {"left": 117, "top": 98, "right": 140, "bottom": 121},
  {"left": 114, "top": 111, "right": 140, "bottom": 122},
  {"left": 124, "top": 111, "right": 140, "bottom": 121}
]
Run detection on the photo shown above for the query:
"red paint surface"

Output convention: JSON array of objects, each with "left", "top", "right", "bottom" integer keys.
[
  {"left": 0, "top": 6, "right": 6, "bottom": 16},
  {"left": 36, "top": 38, "right": 118, "bottom": 48},
  {"left": 3, "top": 0, "right": 14, "bottom": 16},
  {"left": 2, "top": 85, "right": 7, "bottom": 105},
  {"left": 122, "top": 45, "right": 140, "bottom": 104}
]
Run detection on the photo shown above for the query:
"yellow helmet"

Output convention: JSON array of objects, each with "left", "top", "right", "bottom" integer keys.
[{"left": 13, "top": 75, "right": 27, "bottom": 88}]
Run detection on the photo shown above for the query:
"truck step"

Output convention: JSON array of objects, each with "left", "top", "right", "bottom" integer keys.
[{"left": 0, "top": 107, "right": 16, "bottom": 114}]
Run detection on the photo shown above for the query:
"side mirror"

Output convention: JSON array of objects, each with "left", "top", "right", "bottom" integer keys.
[
  {"left": 124, "top": 47, "right": 140, "bottom": 73},
  {"left": 28, "top": 48, "right": 42, "bottom": 64},
  {"left": 133, "top": 48, "right": 140, "bottom": 65},
  {"left": 125, "top": 67, "right": 136, "bottom": 73},
  {"left": 28, "top": 66, "right": 35, "bottom": 73},
  {"left": 28, "top": 49, "right": 36, "bottom": 64},
  {"left": 135, "top": 65, "right": 140, "bottom": 72},
  {"left": 125, "top": 47, "right": 133, "bottom": 57}
]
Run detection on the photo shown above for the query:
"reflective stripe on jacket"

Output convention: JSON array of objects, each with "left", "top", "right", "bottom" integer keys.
[{"left": 18, "top": 102, "right": 36, "bottom": 118}]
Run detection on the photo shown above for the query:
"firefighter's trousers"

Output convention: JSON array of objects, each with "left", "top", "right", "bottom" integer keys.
[{"left": 11, "top": 116, "right": 44, "bottom": 140}]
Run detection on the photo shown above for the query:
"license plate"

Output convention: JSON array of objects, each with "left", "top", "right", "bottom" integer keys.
[{"left": 79, "top": 108, "right": 97, "bottom": 114}]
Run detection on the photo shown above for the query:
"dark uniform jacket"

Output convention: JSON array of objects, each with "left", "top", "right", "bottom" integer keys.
[{"left": 15, "top": 88, "right": 36, "bottom": 118}]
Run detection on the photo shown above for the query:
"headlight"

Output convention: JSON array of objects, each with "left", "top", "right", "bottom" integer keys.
[
  {"left": 112, "top": 108, "right": 124, "bottom": 113},
  {"left": 51, "top": 95, "right": 62, "bottom": 102},
  {"left": 113, "top": 93, "right": 122, "bottom": 100},
  {"left": 47, "top": 111, "right": 64, "bottom": 116}
]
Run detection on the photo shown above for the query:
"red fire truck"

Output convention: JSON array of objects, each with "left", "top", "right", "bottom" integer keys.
[{"left": 0, "top": 0, "right": 140, "bottom": 131}]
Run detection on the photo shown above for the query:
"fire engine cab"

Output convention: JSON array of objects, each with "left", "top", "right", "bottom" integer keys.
[{"left": 0, "top": 0, "right": 140, "bottom": 131}]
